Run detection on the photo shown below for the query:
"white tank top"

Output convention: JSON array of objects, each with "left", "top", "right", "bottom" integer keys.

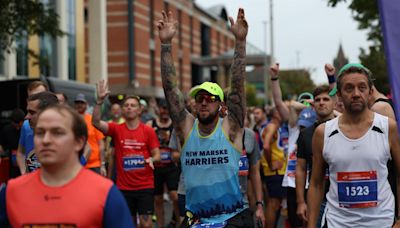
[{"left": 323, "top": 113, "right": 393, "bottom": 227}]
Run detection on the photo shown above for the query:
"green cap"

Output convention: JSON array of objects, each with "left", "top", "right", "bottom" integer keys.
[
  {"left": 333, "top": 63, "right": 372, "bottom": 97},
  {"left": 337, "top": 63, "right": 370, "bottom": 77},
  {"left": 189, "top": 81, "right": 224, "bottom": 101},
  {"left": 328, "top": 86, "right": 337, "bottom": 96}
]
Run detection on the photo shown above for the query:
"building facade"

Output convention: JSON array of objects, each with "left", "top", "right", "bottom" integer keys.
[{"left": 0, "top": 0, "right": 238, "bottom": 99}]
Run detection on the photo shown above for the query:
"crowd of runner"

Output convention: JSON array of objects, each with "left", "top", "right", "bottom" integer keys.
[{"left": 0, "top": 8, "right": 399, "bottom": 228}]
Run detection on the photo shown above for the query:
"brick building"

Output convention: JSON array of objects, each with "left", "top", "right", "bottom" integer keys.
[
  {"left": 0, "top": 0, "right": 239, "bottom": 99},
  {"left": 101, "top": 0, "right": 236, "bottom": 98}
]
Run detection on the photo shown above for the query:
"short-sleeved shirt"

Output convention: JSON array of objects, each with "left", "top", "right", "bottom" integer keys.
[
  {"left": 84, "top": 114, "right": 105, "bottom": 168},
  {"left": 240, "top": 128, "right": 261, "bottom": 205},
  {"left": 19, "top": 120, "right": 39, "bottom": 172},
  {"left": 0, "top": 168, "right": 133, "bottom": 227},
  {"left": 108, "top": 122, "right": 160, "bottom": 191}
]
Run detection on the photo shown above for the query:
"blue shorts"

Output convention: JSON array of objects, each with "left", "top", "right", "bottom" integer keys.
[{"left": 264, "top": 175, "right": 286, "bottom": 198}]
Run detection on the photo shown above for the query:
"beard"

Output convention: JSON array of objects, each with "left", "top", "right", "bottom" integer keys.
[
  {"left": 343, "top": 100, "right": 367, "bottom": 114},
  {"left": 197, "top": 110, "right": 219, "bottom": 125}
]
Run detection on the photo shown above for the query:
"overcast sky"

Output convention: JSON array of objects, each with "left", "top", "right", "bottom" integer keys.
[{"left": 196, "top": 0, "right": 370, "bottom": 84}]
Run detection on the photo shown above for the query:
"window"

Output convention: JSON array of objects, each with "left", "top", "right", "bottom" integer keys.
[{"left": 67, "top": 0, "right": 76, "bottom": 80}]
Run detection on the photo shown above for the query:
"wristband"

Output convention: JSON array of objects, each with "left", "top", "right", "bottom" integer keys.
[
  {"left": 256, "top": 201, "right": 264, "bottom": 207},
  {"left": 327, "top": 75, "right": 336, "bottom": 84},
  {"left": 271, "top": 77, "right": 279, "bottom": 81}
]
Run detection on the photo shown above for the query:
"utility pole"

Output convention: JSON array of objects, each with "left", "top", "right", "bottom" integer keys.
[
  {"left": 263, "top": 21, "right": 269, "bottom": 104},
  {"left": 268, "top": 0, "right": 275, "bottom": 106},
  {"left": 270, "top": 0, "right": 274, "bottom": 64}
]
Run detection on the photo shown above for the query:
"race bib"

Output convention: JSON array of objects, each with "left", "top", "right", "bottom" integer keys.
[
  {"left": 123, "top": 155, "right": 145, "bottom": 171},
  {"left": 337, "top": 171, "right": 378, "bottom": 208},
  {"left": 238, "top": 155, "right": 249, "bottom": 176},
  {"left": 286, "top": 151, "right": 297, "bottom": 177},
  {"left": 26, "top": 151, "right": 41, "bottom": 173},
  {"left": 160, "top": 151, "right": 172, "bottom": 163}
]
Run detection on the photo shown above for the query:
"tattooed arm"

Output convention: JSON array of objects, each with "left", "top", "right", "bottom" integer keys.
[
  {"left": 158, "top": 11, "right": 194, "bottom": 144},
  {"left": 226, "top": 8, "right": 248, "bottom": 143}
]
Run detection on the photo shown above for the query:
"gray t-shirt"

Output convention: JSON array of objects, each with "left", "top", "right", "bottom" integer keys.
[
  {"left": 168, "top": 129, "right": 186, "bottom": 195},
  {"left": 240, "top": 128, "right": 261, "bottom": 205}
]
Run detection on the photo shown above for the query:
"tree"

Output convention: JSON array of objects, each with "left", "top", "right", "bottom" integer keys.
[
  {"left": 246, "top": 83, "right": 263, "bottom": 107},
  {"left": 326, "top": 0, "right": 389, "bottom": 94},
  {"left": 279, "top": 69, "right": 316, "bottom": 99},
  {"left": 0, "top": 0, "right": 64, "bottom": 58}
]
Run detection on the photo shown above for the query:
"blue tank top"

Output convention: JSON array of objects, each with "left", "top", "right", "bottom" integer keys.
[{"left": 181, "top": 118, "right": 246, "bottom": 223}]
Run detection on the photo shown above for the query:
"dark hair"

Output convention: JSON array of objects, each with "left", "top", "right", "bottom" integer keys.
[
  {"left": 313, "top": 85, "right": 331, "bottom": 98},
  {"left": 337, "top": 67, "right": 373, "bottom": 92},
  {"left": 10, "top": 108, "right": 25, "bottom": 124},
  {"left": 267, "top": 107, "right": 277, "bottom": 120},
  {"left": 27, "top": 92, "right": 59, "bottom": 110},
  {"left": 27, "top": 81, "right": 48, "bottom": 93},
  {"left": 253, "top": 106, "right": 265, "bottom": 113},
  {"left": 158, "top": 99, "right": 168, "bottom": 108},
  {"left": 35, "top": 104, "right": 88, "bottom": 157},
  {"left": 121, "top": 95, "right": 140, "bottom": 106}
]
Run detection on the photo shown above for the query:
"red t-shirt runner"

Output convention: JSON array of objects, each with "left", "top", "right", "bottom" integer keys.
[{"left": 108, "top": 122, "right": 160, "bottom": 190}]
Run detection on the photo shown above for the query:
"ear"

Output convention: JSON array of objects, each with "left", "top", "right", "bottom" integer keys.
[{"left": 75, "top": 137, "right": 86, "bottom": 154}]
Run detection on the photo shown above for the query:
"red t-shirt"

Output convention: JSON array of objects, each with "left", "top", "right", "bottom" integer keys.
[{"left": 108, "top": 122, "right": 160, "bottom": 190}]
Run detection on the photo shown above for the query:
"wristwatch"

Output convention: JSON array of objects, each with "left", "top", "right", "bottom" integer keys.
[{"left": 256, "top": 201, "right": 264, "bottom": 207}]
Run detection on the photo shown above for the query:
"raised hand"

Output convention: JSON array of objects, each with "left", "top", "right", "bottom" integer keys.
[
  {"left": 229, "top": 8, "right": 248, "bottom": 41},
  {"left": 96, "top": 79, "right": 110, "bottom": 103},
  {"left": 157, "top": 11, "right": 177, "bottom": 44},
  {"left": 324, "top": 63, "right": 335, "bottom": 75},
  {"left": 269, "top": 63, "right": 280, "bottom": 78}
]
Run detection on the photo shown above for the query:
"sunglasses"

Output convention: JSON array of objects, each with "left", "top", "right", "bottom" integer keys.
[{"left": 195, "top": 94, "right": 219, "bottom": 103}]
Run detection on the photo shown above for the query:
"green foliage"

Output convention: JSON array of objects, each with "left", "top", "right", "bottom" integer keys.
[
  {"left": 246, "top": 83, "right": 262, "bottom": 106},
  {"left": 279, "top": 70, "right": 316, "bottom": 99},
  {"left": 0, "top": 0, "right": 64, "bottom": 56},
  {"left": 327, "top": 0, "right": 381, "bottom": 45},
  {"left": 326, "top": 0, "right": 388, "bottom": 93},
  {"left": 359, "top": 45, "right": 389, "bottom": 95}
]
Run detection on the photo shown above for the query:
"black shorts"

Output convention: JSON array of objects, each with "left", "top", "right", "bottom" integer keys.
[
  {"left": 264, "top": 175, "right": 286, "bottom": 198},
  {"left": 226, "top": 208, "right": 254, "bottom": 228},
  {"left": 121, "top": 188, "right": 154, "bottom": 215},
  {"left": 154, "top": 163, "right": 180, "bottom": 195}
]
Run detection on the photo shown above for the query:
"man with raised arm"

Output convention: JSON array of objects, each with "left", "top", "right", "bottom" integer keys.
[
  {"left": 92, "top": 82, "right": 161, "bottom": 228},
  {"left": 157, "top": 9, "right": 252, "bottom": 226}
]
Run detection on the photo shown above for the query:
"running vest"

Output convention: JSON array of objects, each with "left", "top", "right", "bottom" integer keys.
[
  {"left": 152, "top": 119, "right": 174, "bottom": 165},
  {"left": 6, "top": 168, "right": 113, "bottom": 227},
  {"left": 260, "top": 123, "right": 288, "bottom": 176},
  {"left": 323, "top": 113, "right": 393, "bottom": 227},
  {"left": 181, "top": 118, "right": 246, "bottom": 223}
]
